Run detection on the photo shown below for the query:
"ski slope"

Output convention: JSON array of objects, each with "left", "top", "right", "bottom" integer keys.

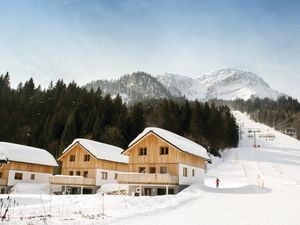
[{"left": 1, "top": 110, "right": 300, "bottom": 225}]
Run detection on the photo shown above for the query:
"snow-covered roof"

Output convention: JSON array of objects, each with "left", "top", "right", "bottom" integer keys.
[
  {"left": 63, "top": 138, "right": 128, "bottom": 164},
  {"left": 128, "top": 127, "right": 210, "bottom": 160},
  {"left": 0, "top": 142, "right": 58, "bottom": 166},
  {"left": 0, "top": 153, "right": 8, "bottom": 162}
]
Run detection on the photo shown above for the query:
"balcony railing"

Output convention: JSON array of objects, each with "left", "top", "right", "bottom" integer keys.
[
  {"left": 117, "top": 173, "right": 179, "bottom": 185},
  {"left": 49, "top": 175, "right": 95, "bottom": 186}
]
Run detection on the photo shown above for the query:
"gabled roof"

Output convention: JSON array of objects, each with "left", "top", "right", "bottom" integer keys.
[
  {"left": 61, "top": 138, "right": 128, "bottom": 164},
  {"left": 0, "top": 142, "right": 58, "bottom": 166},
  {"left": 127, "top": 127, "right": 210, "bottom": 160}
]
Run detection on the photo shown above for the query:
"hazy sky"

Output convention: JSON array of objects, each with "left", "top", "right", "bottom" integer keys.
[{"left": 1, "top": 0, "right": 300, "bottom": 98}]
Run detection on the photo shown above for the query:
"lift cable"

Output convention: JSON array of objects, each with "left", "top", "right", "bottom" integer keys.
[
  {"left": 277, "top": 117, "right": 300, "bottom": 129},
  {"left": 274, "top": 112, "right": 300, "bottom": 129}
]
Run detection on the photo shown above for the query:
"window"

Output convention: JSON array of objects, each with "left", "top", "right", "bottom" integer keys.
[
  {"left": 84, "top": 154, "right": 90, "bottom": 161},
  {"left": 30, "top": 174, "right": 35, "bottom": 180},
  {"left": 183, "top": 167, "right": 188, "bottom": 177},
  {"left": 168, "top": 188, "right": 175, "bottom": 195},
  {"left": 69, "top": 171, "right": 74, "bottom": 176},
  {"left": 192, "top": 169, "right": 195, "bottom": 177},
  {"left": 76, "top": 171, "right": 81, "bottom": 176},
  {"left": 149, "top": 167, "right": 156, "bottom": 174},
  {"left": 160, "top": 167, "right": 168, "bottom": 174},
  {"left": 0, "top": 172, "right": 2, "bottom": 178},
  {"left": 69, "top": 155, "right": 75, "bottom": 162},
  {"left": 101, "top": 172, "right": 108, "bottom": 180},
  {"left": 139, "top": 167, "right": 146, "bottom": 173},
  {"left": 83, "top": 171, "right": 88, "bottom": 178},
  {"left": 157, "top": 188, "right": 166, "bottom": 195},
  {"left": 160, "top": 147, "right": 169, "bottom": 155},
  {"left": 114, "top": 173, "right": 118, "bottom": 179},
  {"left": 139, "top": 147, "right": 147, "bottom": 156},
  {"left": 14, "top": 172, "right": 23, "bottom": 180}
]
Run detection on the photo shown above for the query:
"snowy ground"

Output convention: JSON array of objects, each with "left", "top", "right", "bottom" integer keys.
[{"left": 1, "top": 110, "right": 300, "bottom": 225}]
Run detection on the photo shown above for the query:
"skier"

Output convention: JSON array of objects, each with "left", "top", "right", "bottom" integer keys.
[{"left": 216, "top": 177, "right": 220, "bottom": 188}]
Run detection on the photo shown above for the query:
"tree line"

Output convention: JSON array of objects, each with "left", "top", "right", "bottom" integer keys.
[
  {"left": 229, "top": 96, "right": 300, "bottom": 138},
  {"left": 0, "top": 73, "right": 239, "bottom": 157}
]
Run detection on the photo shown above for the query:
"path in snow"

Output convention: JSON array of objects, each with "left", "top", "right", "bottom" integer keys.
[{"left": 107, "top": 110, "right": 300, "bottom": 225}]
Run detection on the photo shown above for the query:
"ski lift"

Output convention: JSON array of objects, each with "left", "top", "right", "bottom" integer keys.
[
  {"left": 258, "top": 132, "right": 276, "bottom": 141},
  {"left": 285, "top": 128, "right": 297, "bottom": 138}
]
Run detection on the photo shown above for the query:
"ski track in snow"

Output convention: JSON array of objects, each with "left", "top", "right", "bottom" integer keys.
[{"left": 1, "top": 110, "right": 300, "bottom": 225}]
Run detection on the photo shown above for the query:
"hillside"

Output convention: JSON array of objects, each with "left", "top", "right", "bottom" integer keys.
[
  {"left": 158, "top": 68, "right": 282, "bottom": 101},
  {"left": 84, "top": 72, "right": 172, "bottom": 103},
  {"left": 85, "top": 69, "right": 283, "bottom": 103},
  {"left": 2, "top": 110, "right": 300, "bottom": 225}
]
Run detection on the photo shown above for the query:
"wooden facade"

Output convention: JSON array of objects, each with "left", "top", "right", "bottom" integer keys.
[
  {"left": 0, "top": 161, "right": 54, "bottom": 186},
  {"left": 56, "top": 143, "right": 128, "bottom": 181},
  {"left": 118, "top": 173, "right": 179, "bottom": 185},
  {"left": 49, "top": 176, "right": 95, "bottom": 186},
  {"left": 123, "top": 132, "right": 206, "bottom": 178}
]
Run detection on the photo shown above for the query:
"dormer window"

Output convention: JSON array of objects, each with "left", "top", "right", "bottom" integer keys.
[
  {"left": 139, "top": 147, "right": 147, "bottom": 156},
  {"left": 160, "top": 147, "right": 169, "bottom": 155}
]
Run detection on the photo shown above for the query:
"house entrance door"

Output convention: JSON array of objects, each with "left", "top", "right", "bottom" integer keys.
[{"left": 144, "top": 188, "right": 152, "bottom": 196}]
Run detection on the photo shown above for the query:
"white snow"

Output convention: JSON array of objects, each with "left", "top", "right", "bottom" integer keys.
[
  {"left": 158, "top": 68, "right": 283, "bottom": 101},
  {"left": 2, "top": 111, "right": 300, "bottom": 225},
  {"left": 157, "top": 73, "right": 207, "bottom": 100},
  {"left": 98, "top": 183, "right": 129, "bottom": 194},
  {"left": 63, "top": 138, "right": 128, "bottom": 164},
  {"left": 9, "top": 183, "right": 50, "bottom": 195},
  {"left": 128, "top": 127, "right": 210, "bottom": 160},
  {"left": 0, "top": 142, "right": 57, "bottom": 166}
]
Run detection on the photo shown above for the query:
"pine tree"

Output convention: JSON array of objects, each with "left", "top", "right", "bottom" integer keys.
[
  {"left": 61, "top": 113, "right": 77, "bottom": 148},
  {"left": 181, "top": 100, "right": 191, "bottom": 135},
  {"left": 93, "top": 115, "right": 104, "bottom": 141},
  {"left": 127, "top": 103, "right": 145, "bottom": 142},
  {"left": 0, "top": 75, "right": 242, "bottom": 158},
  {"left": 101, "top": 126, "right": 126, "bottom": 147}
]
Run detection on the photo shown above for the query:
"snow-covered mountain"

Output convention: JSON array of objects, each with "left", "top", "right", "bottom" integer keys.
[
  {"left": 84, "top": 72, "right": 172, "bottom": 103},
  {"left": 158, "top": 69, "right": 282, "bottom": 101},
  {"left": 84, "top": 69, "right": 283, "bottom": 103},
  {"left": 156, "top": 73, "right": 207, "bottom": 100}
]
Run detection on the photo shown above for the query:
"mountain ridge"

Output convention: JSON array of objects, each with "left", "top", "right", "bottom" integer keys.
[{"left": 84, "top": 69, "right": 284, "bottom": 103}]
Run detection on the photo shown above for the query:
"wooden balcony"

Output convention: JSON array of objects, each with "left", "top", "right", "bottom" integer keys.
[
  {"left": 0, "top": 179, "right": 7, "bottom": 186},
  {"left": 49, "top": 175, "right": 95, "bottom": 186},
  {"left": 117, "top": 173, "right": 179, "bottom": 185}
]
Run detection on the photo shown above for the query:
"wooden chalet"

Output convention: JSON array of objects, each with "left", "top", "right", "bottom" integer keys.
[
  {"left": 50, "top": 138, "right": 128, "bottom": 194},
  {"left": 118, "top": 127, "right": 210, "bottom": 196},
  {"left": 0, "top": 142, "right": 58, "bottom": 194}
]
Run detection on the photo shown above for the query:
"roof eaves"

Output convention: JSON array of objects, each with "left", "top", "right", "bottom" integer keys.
[
  {"left": 150, "top": 132, "right": 209, "bottom": 161},
  {"left": 59, "top": 140, "right": 127, "bottom": 164},
  {"left": 58, "top": 141, "right": 98, "bottom": 161},
  {"left": 123, "top": 130, "right": 210, "bottom": 161},
  {"left": 122, "top": 130, "right": 153, "bottom": 155}
]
